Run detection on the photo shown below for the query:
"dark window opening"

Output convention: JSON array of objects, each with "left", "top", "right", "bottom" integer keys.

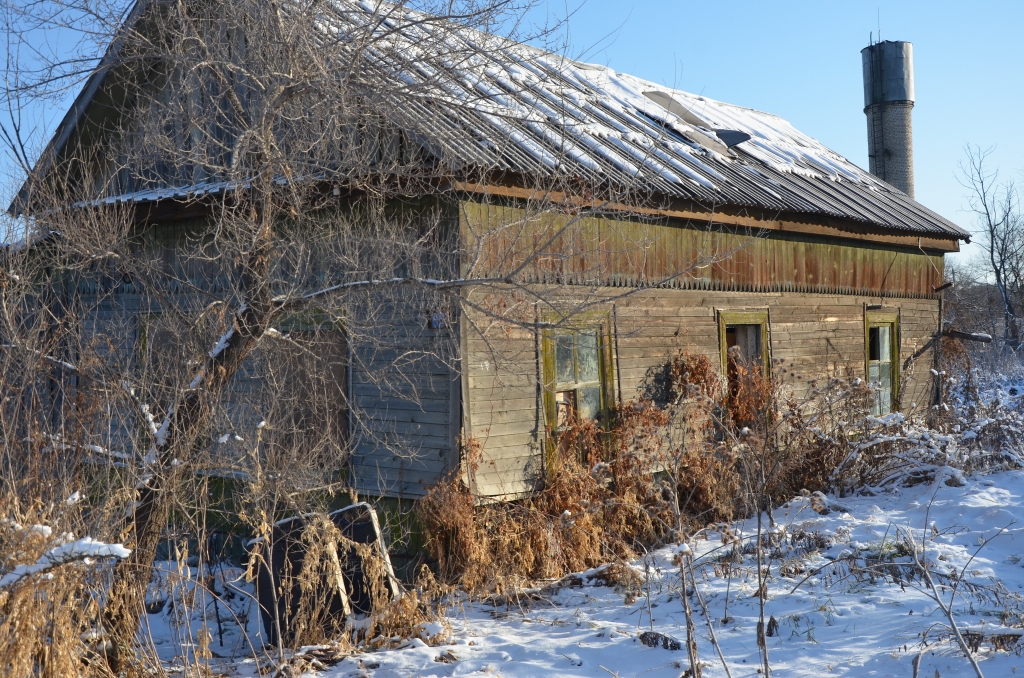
[
  {"left": 726, "top": 324, "right": 763, "bottom": 366},
  {"left": 726, "top": 323, "right": 764, "bottom": 391},
  {"left": 868, "top": 324, "right": 894, "bottom": 416},
  {"left": 724, "top": 323, "right": 767, "bottom": 425}
]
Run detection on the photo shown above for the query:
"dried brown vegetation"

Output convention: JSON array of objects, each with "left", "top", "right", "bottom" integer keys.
[
  {"left": 419, "top": 403, "right": 677, "bottom": 592},
  {"left": 419, "top": 350, "right": 879, "bottom": 592},
  {"left": 0, "top": 496, "right": 116, "bottom": 678}
]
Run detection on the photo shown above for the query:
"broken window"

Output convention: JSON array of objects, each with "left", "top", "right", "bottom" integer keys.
[
  {"left": 718, "top": 310, "right": 770, "bottom": 425},
  {"left": 726, "top": 324, "right": 763, "bottom": 367},
  {"left": 542, "top": 316, "right": 616, "bottom": 448},
  {"left": 866, "top": 314, "right": 898, "bottom": 416}
]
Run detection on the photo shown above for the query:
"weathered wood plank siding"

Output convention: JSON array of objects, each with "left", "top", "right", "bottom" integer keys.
[
  {"left": 460, "top": 301, "right": 542, "bottom": 500},
  {"left": 460, "top": 201, "right": 945, "bottom": 298},
  {"left": 348, "top": 310, "right": 459, "bottom": 498},
  {"left": 459, "top": 201, "right": 943, "bottom": 499},
  {"left": 461, "top": 288, "right": 939, "bottom": 499},
  {"left": 60, "top": 200, "right": 945, "bottom": 502},
  {"left": 64, "top": 218, "right": 298, "bottom": 458}
]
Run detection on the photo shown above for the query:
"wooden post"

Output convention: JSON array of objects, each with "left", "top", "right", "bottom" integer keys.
[{"left": 935, "top": 290, "right": 944, "bottom": 406}]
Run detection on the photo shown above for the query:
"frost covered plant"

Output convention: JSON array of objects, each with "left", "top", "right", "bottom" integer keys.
[
  {"left": 831, "top": 372, "right": 1024, "bottom": 496},
  {"left": 831, "top": 415, "right": 966, "bottom": 493},
  {"left": 0, "top": 537, "right": 129, "bottom": 590},
  {"left": 0, "top": 494, "right": 131, "bottom": 676}
]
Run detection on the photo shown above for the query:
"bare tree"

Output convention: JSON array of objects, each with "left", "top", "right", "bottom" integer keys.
[
  {"left": 0, "top": 0, "right": 731, "bottom": 669},
  {"left": 960, "top": 145, "right": 1024, "bottom": 350}
]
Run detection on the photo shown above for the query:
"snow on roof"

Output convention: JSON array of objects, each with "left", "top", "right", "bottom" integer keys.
[
  {"left": 59, "top": 0, "right": 968, "bottom": 241},
  {"left": 339, "top": 2, "right": 965, "bottom": 239}
]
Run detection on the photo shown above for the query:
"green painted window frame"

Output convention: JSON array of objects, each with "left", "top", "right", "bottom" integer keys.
[
  {"left": 717, "top": 309, "right": 771, "bottom": 379},
  {"left": 540, "top": 311, "right": 617, "bottom": 441},
  {"left": 864, "top": 308, "right": 900, "bottom": 415}
]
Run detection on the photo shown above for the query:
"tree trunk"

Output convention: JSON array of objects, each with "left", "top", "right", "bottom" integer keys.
[{"left": 104, "top": 197, "right": 277, "bottom": 670}]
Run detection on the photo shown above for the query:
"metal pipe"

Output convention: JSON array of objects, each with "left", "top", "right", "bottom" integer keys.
[{"left": 862, "top": 40, "right": 915, "bottom": 197}]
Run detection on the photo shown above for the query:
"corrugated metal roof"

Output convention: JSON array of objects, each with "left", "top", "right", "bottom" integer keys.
[
  {"left": 339, "top": 1, "right": 965, "bottom": 240},
  {"left": 71, "top": 1, "right": 968, "bottom": 241}
]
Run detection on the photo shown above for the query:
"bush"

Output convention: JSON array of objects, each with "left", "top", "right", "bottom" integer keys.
[{"left": 420, "top": 348, "right": 1024, "bottom": 591}]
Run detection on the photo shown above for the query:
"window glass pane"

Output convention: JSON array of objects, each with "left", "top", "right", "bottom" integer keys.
[
  {"left": 868, "top": 323, "right": 894, "bottom": 416},
  {"left": 555, "top": 336, "right": 574, "bottom": 384},
  {"left": 556, "top": 390, "right": 575, "bottom": 428},
  {"left": 877, "top": 366, "right": 892, "bottom": 390},
  {"left": 577, "top": 332, "right": 600, "bottom": 383},
  {"left": 874, "top": 386, "right": 892, "bottom": 416},
  {"left": 578, "top": 385, "right": 601, "bottom": 421},
  {"left": 877, "top": 326, "right": 891, "bottom": 359}
]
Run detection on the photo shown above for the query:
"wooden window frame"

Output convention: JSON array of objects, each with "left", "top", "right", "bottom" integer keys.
[
  {"left": 540, "top": 311, "right": 616, "bottom": 440},
  {"left": 717, "top": 309, "right": 771, "bottom": 379},
  {"left": 864, "top": 308, "right": 900, "bottom": 415}
]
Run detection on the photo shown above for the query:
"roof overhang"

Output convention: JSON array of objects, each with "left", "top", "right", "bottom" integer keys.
[
  {"left": 8, "top": 0, "right": 147, "bottom": 216},
  {"left": 451, "top": 179, "right": 962, "bottom": 253},
  {"left": 76, "top": 172, "right": 961, "bottom": 253}
]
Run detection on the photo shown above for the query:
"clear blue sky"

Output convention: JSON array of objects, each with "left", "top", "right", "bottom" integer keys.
[{"left": 528, "top": 0, "right": 1024, "bottom": 267}]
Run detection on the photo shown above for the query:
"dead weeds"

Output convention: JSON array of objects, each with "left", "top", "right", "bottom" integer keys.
[{"left": 419, "top": 350, "right": 893, "bottom": 594}]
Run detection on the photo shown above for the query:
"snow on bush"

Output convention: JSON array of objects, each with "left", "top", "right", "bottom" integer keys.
[
  {"left": 831, "top": 372, "right": 1024, "bottom": 495},
  {"left": 0, "top": 537, "right": 130, "bottom": 590}
]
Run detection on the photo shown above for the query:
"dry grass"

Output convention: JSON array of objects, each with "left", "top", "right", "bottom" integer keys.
[
  {"left": 418, "top": 407, "right": 677, "bottom": 593},
  {"left": 5, "top": 345, "right": 1017, "bottom": 670},
  {"left": 0, "top": 500, "right": 116, "bottom": 678},
  {"left": 420, "top": 350, "right": 890, "bottom": 592},
  {"left": 359, "top": 565, "right": 452, "bottom": 650}
]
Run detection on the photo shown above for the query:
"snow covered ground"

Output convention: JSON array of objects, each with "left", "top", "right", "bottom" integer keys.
[{"left": 154, "top": 465, "right": 1024, "bottom": 677}]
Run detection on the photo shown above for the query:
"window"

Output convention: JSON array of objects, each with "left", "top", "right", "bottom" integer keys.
[
  {"left": 718, "top": 310, "right": 770, "bottom": 381},
  {"left": 718, "top": 310, "right": 770, "bottom": 423},
  {"left": 726, "top": 324, "right": 763, "bottom": 367},
  {"left": 865, "top": 310, "right": 899, "bottom": 416},
  {"left": 554, "top": 331, "right": 603, "bottom": 428},
  {"left": 542, "top": 317, "right": 615, "bottom": 437}
]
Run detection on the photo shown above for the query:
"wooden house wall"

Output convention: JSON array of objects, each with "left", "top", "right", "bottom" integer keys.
[
  {"left": 60, "top": 202, "right": 464, "bottom": 500},
  {"left": 64, "top": 217, "right": 272, "bottom": 458},
  {"left": 56, "top": 202, "right": 945, "bottom": 502},
  {"left": 347, "top": 312, "right": 459, "bottom": 498},
  {"left": 462, "top": 288, "right": 939, "bottom": 500},
  {"left": 458, "top": 200, "right": 945, "bottom": 499},
  {"left": 459, "top": 201, "right": 945, "bottom": 299}
]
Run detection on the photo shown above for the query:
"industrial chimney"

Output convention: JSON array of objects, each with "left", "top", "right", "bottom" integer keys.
[{"left": 861, "top": 40, "right": 915, "bottom": 197}]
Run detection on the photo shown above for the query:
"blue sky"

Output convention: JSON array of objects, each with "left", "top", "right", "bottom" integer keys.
[{"left": 528, "top": 0, "right": 1024, "bottom": 266}]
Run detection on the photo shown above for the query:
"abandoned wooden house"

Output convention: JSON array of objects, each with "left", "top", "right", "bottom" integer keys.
[{"left": 14, "top": 4, "right": 968, "bottom": 507}]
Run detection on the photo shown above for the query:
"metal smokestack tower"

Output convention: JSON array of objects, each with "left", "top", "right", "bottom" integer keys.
[{"left": 861, "top": 40, "right": 915, "bottom": 197}]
